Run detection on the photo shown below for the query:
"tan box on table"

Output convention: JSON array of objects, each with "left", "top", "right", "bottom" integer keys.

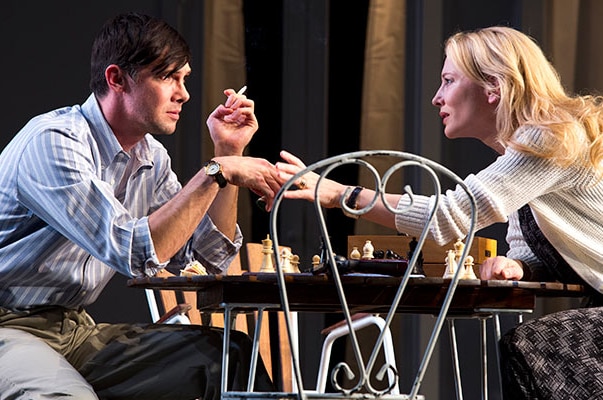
[{"left": 347, "top": 235, "right": 497, "bottom": 277}]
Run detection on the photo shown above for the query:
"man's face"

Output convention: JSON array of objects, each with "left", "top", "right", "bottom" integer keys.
[{"left": 123, "top": 63, "right": 191, "bottom": 136}]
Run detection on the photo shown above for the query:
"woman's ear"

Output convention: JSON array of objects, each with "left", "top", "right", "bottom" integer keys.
[
  {"left": 486, "top": 76, "right": 500, "bottom": 104},
  {"left": 487, "top": 91, "right": 500, "bottom": 104}
]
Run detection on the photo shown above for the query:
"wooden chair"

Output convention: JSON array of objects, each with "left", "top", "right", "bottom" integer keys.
[
  {"left": 145, "top": 246, "right": 294, "bottom": 391},
  {"left": 244, "top": 242, "right": 295, "bottom": 392},
  {"left": 145, "top": 254, "right": 247, "bottom": 328}
]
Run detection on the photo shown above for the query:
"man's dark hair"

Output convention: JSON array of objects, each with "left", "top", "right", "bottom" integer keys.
[{"left": 89, "top": 12, "right": 192, "bottom": 96}]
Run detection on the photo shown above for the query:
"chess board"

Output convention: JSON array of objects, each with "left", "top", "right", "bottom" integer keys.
[{"left": 347, "top": 235, "right": 497, "bottom": 278}]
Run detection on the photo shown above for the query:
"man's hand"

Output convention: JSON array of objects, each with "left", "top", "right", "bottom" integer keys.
[
  {"left": 214, "top": 156, "right": 281, "bottom": 211},
  {"left": 479, "top": 256, "right": 524, "bottom": 280},
  {"left": 206, "top": 88, "right": 258, "bottom": 157}
]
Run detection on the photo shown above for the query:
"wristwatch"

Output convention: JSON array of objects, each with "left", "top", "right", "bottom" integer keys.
[
  {"left": 203, "top": 160, "right": 228, "bottom": 188},
  {"left": 342, "top": 186, "right": 364, "bottom": 219}
]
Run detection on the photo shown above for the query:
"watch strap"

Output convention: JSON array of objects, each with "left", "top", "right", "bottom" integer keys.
[
  {"left": 342, "top": 186, "right": 363, "bottom": 219},
  {"left": 203, "top": 160, "right": 228, "bottom": 188}
]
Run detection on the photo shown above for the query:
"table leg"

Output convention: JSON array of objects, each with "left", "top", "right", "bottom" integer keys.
[
  {"left": 246, "top": 307, "right": 266, "bottom": 391},
  {"left": 480, "top": 317, "right": 488, "bottom": 400},
  {"left": 221, "top": 306, "right": 232, "bottom": 397},
  {"left": 447, "top": 319, "right": 464, "bottom": 400}
]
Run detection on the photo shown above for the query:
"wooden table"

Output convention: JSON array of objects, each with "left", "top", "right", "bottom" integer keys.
[
  {"left": 128, "top": 273, "right": 586, "bottom": 399},
  {"left": 128, "top": 272, "right": 586, "bottom": 316}
]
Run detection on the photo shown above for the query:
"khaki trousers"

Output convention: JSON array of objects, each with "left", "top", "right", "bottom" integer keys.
[{"left": 0, "top": 306, "right": 273, "bottom": 400}]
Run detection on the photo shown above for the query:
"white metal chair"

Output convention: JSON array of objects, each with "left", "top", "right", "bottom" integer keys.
[
  {"left": 220, "top": 150, "right": 478, "bottom": 400},
  {"left": 313, "top": 313, "right": 399, "bottom": 395}
]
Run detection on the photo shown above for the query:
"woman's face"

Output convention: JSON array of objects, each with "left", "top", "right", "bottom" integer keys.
[{"left": 432, "top": 57, "right": 499, "bottom": 149}]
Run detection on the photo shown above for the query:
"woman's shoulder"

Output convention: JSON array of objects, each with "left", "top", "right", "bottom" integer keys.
[
  {"left": 511, "top": 125, "right": 548, "bottom": 145},
  {"left": 507, "top": 124, "right": 565, "bottom": 157}
]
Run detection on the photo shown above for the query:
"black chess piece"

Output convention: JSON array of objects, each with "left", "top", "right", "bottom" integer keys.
[
  {"left": 314, "top": 236, "right": 343, "bottom": 275},
  {"left": 385, "top": 249, "right": 402, "bottom": 260},
  {"left": 407, "top": 237, "right": 425, "bottom": 276},
  {"left": 373, "top": 249, "right": 385, "bottom": 259}
]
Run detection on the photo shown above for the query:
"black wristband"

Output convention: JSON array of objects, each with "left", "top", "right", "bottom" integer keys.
[{"left": 342, "top": 186, "right": 363, "bottom": 219}]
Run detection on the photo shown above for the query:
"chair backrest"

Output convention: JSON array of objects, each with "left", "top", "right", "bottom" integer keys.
[
  {"left": 149, "top": 268, "right": 199, "bottom": 324},
  {"left": 269, "top": 150, "right": 478, "bottom": 399},
  {"left": 146, "top": 246, "right": 293, "bottom": 390},
  {"left": 146, "top": 253, "right": 244, "bottom": 326},
  {"left": 245, "top": 242, "right": 295, "bottom": 392}
]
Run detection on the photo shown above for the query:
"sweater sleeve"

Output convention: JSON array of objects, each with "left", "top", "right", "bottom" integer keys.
[
  {"left": 394, "top": 126, "right": 583, "bottom": 247},
  {"left": 505, "top": 211, "right": 550, "bottom": 280}
]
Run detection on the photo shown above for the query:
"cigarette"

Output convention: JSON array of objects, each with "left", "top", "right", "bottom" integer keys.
[{"left": 237, "top": 85, "right": 247, "bottom": 95}]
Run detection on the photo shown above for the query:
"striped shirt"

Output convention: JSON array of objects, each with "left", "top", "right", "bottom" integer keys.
[{"left": 0, "top": 94, "right": 241, "bottom": 310}]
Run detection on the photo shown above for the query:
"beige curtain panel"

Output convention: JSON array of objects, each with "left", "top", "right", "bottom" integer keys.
[
  {"left": 357, "top": 0, "right": 406, "bottom": 235},
  {"left": 201, "top": 0, "right": 252, "bottom": 241}
]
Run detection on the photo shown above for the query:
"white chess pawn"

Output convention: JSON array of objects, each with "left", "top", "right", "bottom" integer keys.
[
  {"left": 290, "top": 254, "right": 300, "bottom": 273},
  {"left": 259, "top": 234, "right": 275, "bottom": 273},
  {"left": 312, "top": 255, "right": 321, "bottom": 268},
  {"left": 362, "top": 240, "right": 374, "bottom": 260},
  {"left": 280, "top": 248, "right": 293, "bottom": 273},
  {"left": 454, "top": 238, "right": 465, "bottom": 260},
  {"left": 443, "top": 249, "right": 457, "bottom": 279},
  {"left": 462, "top": 255, "right": 477, "bottom": 280},
  {"left": 350, "top": 246, "right": 361, "bottom": 260}
]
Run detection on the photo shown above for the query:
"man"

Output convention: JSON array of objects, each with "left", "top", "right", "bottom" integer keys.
[{"left": 0, "top": 12, "right": 277, "bottom": 399}]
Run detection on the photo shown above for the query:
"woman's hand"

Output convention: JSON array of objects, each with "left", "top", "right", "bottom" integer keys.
[
  {"left": 479, "top": 256, "right": 524, "bottom": 280},
  {"left": 275, "top": 150, "right": 347, "bottom": 208}
]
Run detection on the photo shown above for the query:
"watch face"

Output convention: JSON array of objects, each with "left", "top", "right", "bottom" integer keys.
[
  {"left": 205, "top": 160, "right": 227, "bottom": 188},
  {"left": 207, "top": 162, "right": 221, "bottom": 175}
]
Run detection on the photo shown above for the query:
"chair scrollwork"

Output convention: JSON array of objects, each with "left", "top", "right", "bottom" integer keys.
[{"left": 270, "top": 150, "right": 478, "bottom": 400}]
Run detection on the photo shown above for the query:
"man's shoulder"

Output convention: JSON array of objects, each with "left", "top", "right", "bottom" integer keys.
[
  {"left": 26, "top": 104, "right": 88, "bottom": 133},
  {"left": 0, "top": 104, "right": 100, "bottom": 165}
]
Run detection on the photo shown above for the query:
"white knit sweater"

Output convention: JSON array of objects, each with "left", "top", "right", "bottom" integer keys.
[{"left": 395, "top": 126, "right": 603, "bottom": 292}]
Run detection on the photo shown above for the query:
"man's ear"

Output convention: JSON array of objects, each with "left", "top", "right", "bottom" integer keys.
[{"left": 105, "top": 64, "right": 127, "bottom": 93}]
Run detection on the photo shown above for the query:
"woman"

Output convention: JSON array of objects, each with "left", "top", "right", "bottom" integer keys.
[{"left": 276, "top": 26, "right": 603, "bottom": 399}]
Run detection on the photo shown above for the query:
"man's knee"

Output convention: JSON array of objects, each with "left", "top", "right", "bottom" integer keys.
[{"left": 0, "top": 327, "right": 98, "bottom": 400}]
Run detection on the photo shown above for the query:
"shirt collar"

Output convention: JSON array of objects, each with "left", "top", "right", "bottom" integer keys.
[{"left": 81, "top": 94, "right": 154, "bottom": 169}]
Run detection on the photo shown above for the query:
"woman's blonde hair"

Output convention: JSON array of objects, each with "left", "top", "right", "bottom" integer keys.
[{"left": 444, "top": 26, "right": 603, "bottom": 172}]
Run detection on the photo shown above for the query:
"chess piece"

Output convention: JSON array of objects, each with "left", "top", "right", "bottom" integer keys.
[
  {"left": 280, "top": 248, "right": 293, "bottom": 273},
  {"left": 290, "top": 254, "right": 301, "bottom": 273},
  {"left": 385, "top": 249, "right": 402, "bottom": 259},
  {"left": 319, "top": 236, "right": 331, "bottom": 264},
  {"left": 407, "top": 236, "right": 425, "bottom": 276},
  {"left": 259, "top": 234, "right": 275, "bottom": 273},
  {"left": 350, "top": 246, "right": 361, "bottom": 260},
  {"left": 454, "top": 238, "right": 465, "bottom": 261},
  {"left": 180, "top": 260, "right": 208, "bottom": 277},
  {"left": 443, "top": 249, "right": 457, "bottom": 279},
  {"left": 312, "top": 254, "right": 321, "bottom": 267},
  {"left": 362, "top": 240, "right": 374, "bottom": 260},
  {"left": 373, "top": 249, "right": 385, "bottom": 259},
  {"left": 462, "top": 255, "right": 477, "bottom": 280},
  {"left": 311, "top": 254, "right": 321, "bottom": 273}
]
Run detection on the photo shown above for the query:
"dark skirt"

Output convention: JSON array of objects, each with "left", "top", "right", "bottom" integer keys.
[
  {"left": 502, "top": 205, "right": 603, "bottom": 399},
  {"left": 500, "top": 306, "right": 603, "bottom": 399}
]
